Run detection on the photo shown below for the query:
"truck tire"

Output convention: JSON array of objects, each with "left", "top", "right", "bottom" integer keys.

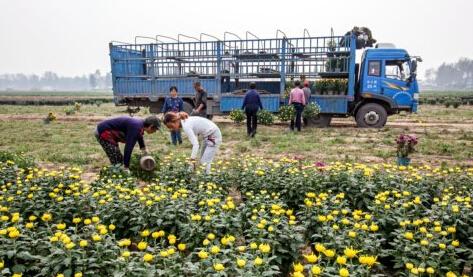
[
  {"left": 306, "top": 114, "right": 332, "bottom": 128},
  {"left": 183, "top": 102, "right": 194, "bottom": 115},
  {"left": 149, "top": 104, "right": 161, "bottom": 114},
  {"left": 355, "top": 103, "right": 387, "bottom": 128}
]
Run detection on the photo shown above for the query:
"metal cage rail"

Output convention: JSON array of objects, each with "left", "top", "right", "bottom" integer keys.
[{"left": 110, "top": 35, "right": 353, "bottom": 80}]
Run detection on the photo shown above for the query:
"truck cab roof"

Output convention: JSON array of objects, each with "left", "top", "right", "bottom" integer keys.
[{"left": 364, "top": 48, "right": 410, "bottom": 60}]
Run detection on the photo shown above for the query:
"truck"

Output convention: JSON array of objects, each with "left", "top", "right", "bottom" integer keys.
[{"left": 109, "top": 30, "right": 421, "bottom": 128}]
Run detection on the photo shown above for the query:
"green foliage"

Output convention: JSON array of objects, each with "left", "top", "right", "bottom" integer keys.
[
  {"left": 315, "top": 80, "right": 328, "bottom": 94},
  {"left": 129, "top": 153, "right": 161, "bottom": 182},
  {"left": 64, "top": 107, "right": 76, "bottom": 115},
  {"left": 315, "top": 79, "right": 348, "bottom": 95},
  {"left": 0, "top": 154, "right": 472, "bottom": 276},
  {"left": 43, "top": 112, "right": 57, "bottom": 124},
  {"left": 73, "top": 102, "right": 81, "bottom": 112},
  {"left": 302, "top": 103, "right": 321, "bottom": 119},
  {"left": 0, "top": 151, "right": 35, "bottom": 169},
  {"left": 229, "top": 109, "right": 245, "bottom": 124},
  {"left": 277, "top": 105, "right": 295, "bottom": 122},
  {"left": 257, "top": 109, "right": 274, "bottom": 125}
]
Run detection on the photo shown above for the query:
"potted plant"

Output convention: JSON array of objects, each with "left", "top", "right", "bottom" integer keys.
[
  {"left": 326, "top": 79, "right": 337, "bottom": 95},
  {"left": 229, "top": 109, "right": 245, "bottom": 124},
  {"left": 44, "top": 112, "right": 57, "bottom": 124},
  {"left": 333, "top": 79, "right": 343, "bottom": 95},
  {"left": 396, "top": 134, "right": 418, "bottom": 166},
  {"left": 315, "top": 80, "right": 327, "bottom": 95},
  {"left": 278, "top": 105, "right": 295, "bottom": 122},
  {"left": 340, "top": 79, "right": 348, "bottom": 95}
]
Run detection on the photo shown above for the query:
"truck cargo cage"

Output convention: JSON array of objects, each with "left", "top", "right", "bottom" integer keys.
[{"left": 110, "top": 33, "right": 353, "bottom": 81}]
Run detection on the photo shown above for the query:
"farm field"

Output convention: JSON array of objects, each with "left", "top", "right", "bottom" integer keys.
[
  {"left": 0, "top": 103, "right": 472, "bottom": 169},
  {"left": 0, "top": 93, "right": 472, "bottom": 277},
  {"left": 0, "top": 91, "right": 113, "bottom": 106},
  {"left": 421, "top": 91, "right": 473, "bottom": 98},
  {"left": 0, "top": 151, "right": 472, "bottom": 276}
]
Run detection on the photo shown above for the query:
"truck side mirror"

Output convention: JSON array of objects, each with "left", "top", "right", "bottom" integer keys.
[
  {"left": 407, "top": 60, "right": 418, "bottom": 85},
  {"left": 411, "top": 60, "right": 417, "bottom": 73}
]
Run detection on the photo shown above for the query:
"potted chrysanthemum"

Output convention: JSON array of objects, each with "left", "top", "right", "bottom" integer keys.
[{"left": 396, "top": 134, "right": 418, "bottom": 166}]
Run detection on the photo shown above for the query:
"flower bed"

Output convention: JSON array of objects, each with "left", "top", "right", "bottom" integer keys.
[{"left": 0, "top": 153, "right": 472, "bottom": 276}]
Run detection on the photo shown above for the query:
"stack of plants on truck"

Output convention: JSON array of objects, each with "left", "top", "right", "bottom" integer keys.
[
  {"left": 314, "top": 79, "right": 348, "bottom": 96},
  {"left": 1, "top": 152, "right": 472, "bottom": 276}
]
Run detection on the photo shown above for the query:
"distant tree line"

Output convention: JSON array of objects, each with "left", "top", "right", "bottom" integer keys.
[
  {"left": 424, "top": 58, "right": 473, "bottom": 90},
  {"left": 0, "top": 70, "right": 111, "bottom": 91}
]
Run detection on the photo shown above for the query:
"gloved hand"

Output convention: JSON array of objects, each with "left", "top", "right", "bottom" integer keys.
[{"left": 141, "top": 148, "right": 149, "bottom": 155}]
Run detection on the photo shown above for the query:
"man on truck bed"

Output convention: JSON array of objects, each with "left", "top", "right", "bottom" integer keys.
[
  {"left": 191, "top": 82, "right": 207, "bottom": 117},
  {"left": 95, "top": 116, "right": 160, "bottom": 171}
]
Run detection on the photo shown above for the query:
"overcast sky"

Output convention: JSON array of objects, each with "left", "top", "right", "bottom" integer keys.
[{"left": 1, "top": 0, "right": 472, "bottom": 77}]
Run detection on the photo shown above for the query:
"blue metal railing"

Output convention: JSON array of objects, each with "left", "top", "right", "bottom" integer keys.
[{"left": 110, "top": 35, "right": 352, "bottom": 79}]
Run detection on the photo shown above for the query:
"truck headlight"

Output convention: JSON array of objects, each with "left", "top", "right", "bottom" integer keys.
[{"left": 413, "top": 93, "right": 419, "bottom": 100}]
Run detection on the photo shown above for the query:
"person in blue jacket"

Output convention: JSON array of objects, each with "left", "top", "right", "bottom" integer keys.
[
  {"left": 95, "top": 115, "right": 160, "bottom": 170},
  {"left": 241, "top": 82, "right": 263, "bottom": 137},
  {"left": 162, "top": 86, "right": 184, "bottom": 145}
]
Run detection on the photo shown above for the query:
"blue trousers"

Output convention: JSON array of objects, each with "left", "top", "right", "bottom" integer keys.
[{"left": 170, "top": 130, "right": 182, "bottom": 145}]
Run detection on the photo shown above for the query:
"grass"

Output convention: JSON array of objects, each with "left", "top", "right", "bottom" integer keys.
[
  {"left": 394, "top": 105, "right": 473, "bottom": 123},
  {"left": 0, "top": 104, "right": 125, "bottom": 116},
  {"left": 0, "top": 103, "right": 472, "bottom": 170}
]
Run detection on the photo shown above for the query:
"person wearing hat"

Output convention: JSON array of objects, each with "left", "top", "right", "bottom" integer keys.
[
  {"left": 241, "top": 82, "right": 263, "bottom": 137},
  {"left": 95, "top": 115, "right": 160, "bottom": 170}
]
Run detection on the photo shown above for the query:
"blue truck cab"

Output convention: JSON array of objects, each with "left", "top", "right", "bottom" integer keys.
[
  {"left": 353, "top": 48, "right": 420, "bottom": 127},
  {"left": 109, "top": 32, "right": 420, "bottom": 128}
]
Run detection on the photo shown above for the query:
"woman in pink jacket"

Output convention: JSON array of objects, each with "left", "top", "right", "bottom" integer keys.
[{"left": 288, "top": 80, "right": 306, "bottom": 131}]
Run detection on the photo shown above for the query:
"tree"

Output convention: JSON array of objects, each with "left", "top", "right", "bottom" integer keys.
[
  {"left": 424, "top": 68, "right": 435, "bottom": 83},
  {"left": 89, "top": 73, "right": 97, "bottom": 90}
]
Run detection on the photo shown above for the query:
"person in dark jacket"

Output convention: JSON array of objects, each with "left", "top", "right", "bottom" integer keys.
[
  {"left": 241, "top": 82, "right": 263, "bottom": 137},
  {"left": 95, "top": 115, "right": 160, "bottom": 170},
  {"left": 302, "top": 80, "right": 312, "bottom": 126},
  {"left": 191, "top": 82, "right": 207, "bottom": 117},
  {"left": 162, "top": 86, "right": 184, "bottom": 145}
]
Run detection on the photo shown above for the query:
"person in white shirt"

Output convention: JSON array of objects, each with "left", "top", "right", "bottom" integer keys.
[{"left": 163, "top": 112, "right": 222, "bottom": 173}]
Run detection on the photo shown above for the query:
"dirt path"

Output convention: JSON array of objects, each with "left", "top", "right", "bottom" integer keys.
[{"left": 1, "top": 113, "right": 472, "bottom": 130}]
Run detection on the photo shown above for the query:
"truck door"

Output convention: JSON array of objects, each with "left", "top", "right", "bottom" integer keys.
[
  {"left": 381, "top": 60, "right": 412, "bottom": 108},
  {"left": 362, "top": 60, "right": 382, "bottom": 95}
]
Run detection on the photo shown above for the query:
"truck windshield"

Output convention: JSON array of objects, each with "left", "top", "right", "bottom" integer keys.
[{"left": 385, "top": 60, "right": 410, "bottom": 82}]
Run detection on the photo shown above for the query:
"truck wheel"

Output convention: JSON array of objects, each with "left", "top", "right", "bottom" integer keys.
[
  {"left": 183, "top": 102, "right": 194, "bottom": 115},
  {"left": 306, "top": 114, "right": 332, "bottom": 128},
  {"left": 355, "top": 103, "right": 387, "bottom": 128},
  {"left": 149, "top": 105, "right": 160, "bottom": 114}
]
